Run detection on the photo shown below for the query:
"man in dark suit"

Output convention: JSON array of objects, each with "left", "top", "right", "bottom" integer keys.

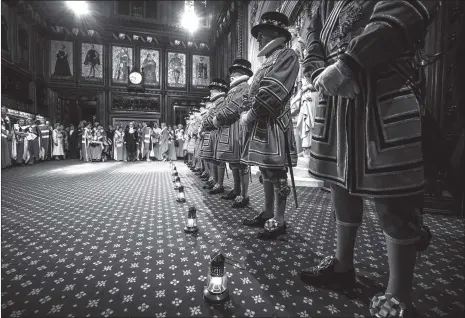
[
  {"left": 106, "top": 125, "right": 115, "bottom": 160},
  {"left": 68, "top": 124, "right": 78, "bottom": 159}
]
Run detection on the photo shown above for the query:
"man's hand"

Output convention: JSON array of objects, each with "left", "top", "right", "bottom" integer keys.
[{"left": 240, "top": 111, "right": 255, "bottom": 129}]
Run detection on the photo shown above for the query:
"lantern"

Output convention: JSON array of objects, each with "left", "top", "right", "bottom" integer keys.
[
  {"left": 172, "top": 171, "right": 178, "bottom": 183},
  {"left": 172, "top": 166, "right": 177, "bottom": 176},
  {"left": 184, "top": 206, "right": 198, "bottom": 233},
  {"left": 203, "top": 251, "right": 229, "bottom": 303},
  {"left": 177, "top": 186, "right": 186, "bottom": 203},
  {"left": 174, "top": 177, "right": 181, "bottom": 190}
]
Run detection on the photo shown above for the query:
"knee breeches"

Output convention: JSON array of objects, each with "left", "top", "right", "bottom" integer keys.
[{"left": 330, "top": 183, "right": 423, "bottom": 244}]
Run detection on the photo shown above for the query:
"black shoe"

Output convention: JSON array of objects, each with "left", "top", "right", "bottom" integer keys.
[
  {"left": 221, "top": 190, "right": 238, "bottom": 200},
  {"left": 257, "top": 221, "right": 287, "bottom": 240},
  {"left": 232, "top": 196, "right": 249, "bottom": 208},
  {"left": 203, "top": 181, "right": 215, "bottom": 189},
  {"left": 209, "top": 185, "right": 224, "bottom": 194},
  {"left": 243, "top": 211, "right": 272, "bottom": 227},
  {"left": 300, "top": 256, "right": 356, "bottom": 287}
]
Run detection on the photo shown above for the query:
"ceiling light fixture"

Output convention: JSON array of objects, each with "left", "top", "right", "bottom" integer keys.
[
  {"left": 181, "top": 1, "right": 199, "bottom": 33},
  {"left": 66, "top": 1, "right": 90, "bottom": 16}
]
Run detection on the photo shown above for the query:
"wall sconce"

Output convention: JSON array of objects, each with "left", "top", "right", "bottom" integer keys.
[
  {"left": 72, "top": 28, "right": 79, "bottom": 35},
  {"left": 133, "top": 35, "right": 139, "bottom": 41},
  {"left": 187, "top": 41, "right": 193, "bottom": 47},
  {"left": 147, "top": 36, "right": 153, "bottom": 43},
  {"left": 174, "top": 40, "right": 181, "bottom": 46},
  {"left": 199, "top": 43, "right": 206, "bottom": 49},
  {"left": 88, "top": 30, "right": 95, "bottom": 36},
  {"left": 119, "top": 33, "right": 126, "bottom": 40}
]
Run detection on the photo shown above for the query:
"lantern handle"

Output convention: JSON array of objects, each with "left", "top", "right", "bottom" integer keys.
[{"left": 223, "top": 256, "right": 246, "bottom": 270}]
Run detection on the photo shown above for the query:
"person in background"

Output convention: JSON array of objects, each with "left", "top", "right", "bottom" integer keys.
[
  {"left": 28, "top": 119, "right": 41, "bottom": 164},
  {"left": 1, "top": 108, "right": 12, "bottom": 169},
  {"left": 52, "top": 123, "right": 64, "bottom": 160},
  {"left": 124, "top": 122, "right": 138, "bottom": 162},
  {"left": 113, "top": 126, "right": 124, "bottom": 161},
  {"left": 13, "top": 119, "right": 27, "bottom": 166},
  {"left": 175, "top": 124, "right": 184, "bottom": 159},
  {"left": 150, "top": 122, "right": 161, "bottom": 160},
  {"left": 167, "top": 125, "right": 177, "bottom": 161},
  {"left": 62, "top": 125, "right": 69, "bottom": 159},
  {"left": 68, "top": 124, "right": 78, "bottom": 159},
  {"left": 158, "top": 122, "right": 170, "bottom": 161},
  {"left": 106, "top": 125, "right": 114, "bottom": 160},
  {"left": 38, "top": 118, "right": 51, "bottom": 161}
]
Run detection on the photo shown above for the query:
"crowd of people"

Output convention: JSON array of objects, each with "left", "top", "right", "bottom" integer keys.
[{"left": 1, "top": 108, "right": 188, "bottom": 168}]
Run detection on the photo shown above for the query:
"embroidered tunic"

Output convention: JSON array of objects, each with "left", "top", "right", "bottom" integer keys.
[
  {"left": 215, "top": 77, "right": 250, "bottom": 163},
  {"left": 241, "top": 47, "right": 299, "bottom": 168},
  {"left": 302, "top": 0, "right": 440, "bottom": 197},
  {"left": 199, "top": 93, "right": 226, "bottom": 161}
]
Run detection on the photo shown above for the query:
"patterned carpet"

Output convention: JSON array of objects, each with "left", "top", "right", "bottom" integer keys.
[{"left": 1, "top": 160, "right": 464, "bottom": 318}]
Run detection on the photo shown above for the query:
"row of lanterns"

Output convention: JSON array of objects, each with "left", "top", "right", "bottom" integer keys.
[{"left": 169, "top": 160, "right": 229, "bottom": 303}]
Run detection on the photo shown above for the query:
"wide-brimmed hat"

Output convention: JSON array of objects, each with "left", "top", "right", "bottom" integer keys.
[
  {"left": 251, "top": 11, "right": 292, "bottom": 43},
  {"left": 228, "top": 59, "right": 253, "bottom": 77},
  {"left": 208, "top": 78, "right": 229, "bottom": 93}
]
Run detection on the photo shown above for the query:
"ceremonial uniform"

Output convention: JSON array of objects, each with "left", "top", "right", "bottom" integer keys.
[
  {"left": 38, "top": 122, "right": 51, "bottom": 160},
  {"left": 300, "top": 1, "right": 440, "bottom": 315},
  {"left": 240, "top": 12, "right": 299, "bottom": 239},
  {"left": 214, "top": 59, "right": 253, "bottom": 206},
  {"left": 28, "top": 122, "right": 41, "bottom": 163},
  {"left": 199, "top": 92, "right": 226, "bottom": 162}
]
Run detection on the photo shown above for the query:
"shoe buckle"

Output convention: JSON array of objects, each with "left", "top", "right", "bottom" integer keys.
[{"left": 317, "top": 256, "right": 335, "bottom": 271}]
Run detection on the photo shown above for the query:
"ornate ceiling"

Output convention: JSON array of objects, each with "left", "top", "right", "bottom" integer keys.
[{"left": 28, "top": 0, "right": 229, "bottom": 45}]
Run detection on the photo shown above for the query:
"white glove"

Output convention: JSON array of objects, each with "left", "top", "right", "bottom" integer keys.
[
  {"left": 314, "top": 60, "right": 360, "bottom": 98},
  {"left": 212, "top": 117, "right": 219, "bottom": 128}
]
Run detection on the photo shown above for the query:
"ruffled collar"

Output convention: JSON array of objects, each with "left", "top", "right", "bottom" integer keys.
[
  {"left": 258, "top": 37, "right": 286, "bottom": 57},
  {"left": 230, "top": 75, "right": 250, "bottom": 89},
  {"left": 211, "top": 92, "right": 226, "bottom": 102}
]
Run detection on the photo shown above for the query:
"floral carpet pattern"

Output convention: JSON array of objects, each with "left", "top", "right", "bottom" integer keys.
[{"left": 1, "top": 160, "right": 464, "bottom": 317}]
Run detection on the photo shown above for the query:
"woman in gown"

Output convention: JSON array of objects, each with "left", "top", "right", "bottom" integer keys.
[
  {"left": 1, "top": 116, "right": 12, "bottom": 169},
  {"left": 124, "top": 122, "right": 138, "bottom": 161},
  {"left": 89, "top": 126, "right": 104, "bottom": 161},
  {"left": 52, "top": 124, "right": 65, "bottom": 159},
  {"left": 113, "top": 127, "right": 124, "bottom": 161},
  {"left": 53, "top": 44, "right": 72, "bottom": 76},
  {"left": 150, "top": 123, "right": 161, "bottom": 160},
  {"left": 175, "top": 124, "right": 185, "bottom": 158},
  {"left": 158, "top": 123, "right": 170, "bottom": 161},
  {"left": 167, "top": 126, "right": 177, "bottom": 161}
]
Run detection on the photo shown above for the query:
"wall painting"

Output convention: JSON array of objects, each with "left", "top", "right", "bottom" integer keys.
[{"left": 50, "top": 40, "right": 74, "bottom": 80}]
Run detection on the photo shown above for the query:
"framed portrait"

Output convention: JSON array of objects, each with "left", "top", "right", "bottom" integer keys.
[
  {"left": 140, "top": 48, "right": 160, "bottom": 87},
  {"left": 1, "top": 2, "right": 12, "bottom": 59},
  {"left": 192, "top": 55, "right": 210, "bottom": 89},
  {"left": 50, "top": 40, "right": 74, "bottom": 80},
  {"left": 167, "top": 51, "right": 186, "bottom": 89},
  {"left": 112, "top": 45, "right": 133, "bottom": 84},
  {"left": 16, "top": 16, "right": 30, "bottom": 68},
  {"left": 81, "top": 43, "right": 103, "bottom": 83}
]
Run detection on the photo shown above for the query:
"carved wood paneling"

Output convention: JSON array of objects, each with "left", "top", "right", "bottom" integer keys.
[{"left": 111, "top": 94, "right": 161, "bottom": 113}]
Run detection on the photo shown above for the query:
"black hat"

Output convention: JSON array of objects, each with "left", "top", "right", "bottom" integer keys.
[
  {"left": 251, "top": 11, "right": 292, "bottom": 42},
  {"left": 199, "top": 96, "right": 210, "bottom": 107},
  {"left": 229, "top": 59, "right": 253, "bottom": 77},
  {"left": 192, "top": 107, "right": 200, "bottom": 113},
  {"left": 208, "top": 78, "right": 229, "bottom": 93}
]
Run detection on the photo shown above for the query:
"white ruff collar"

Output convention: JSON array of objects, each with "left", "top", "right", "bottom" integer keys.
[
  {"left": 230, "top": 75, "right": 250, "bottom": 89},
  {"left": 258, "top": 37, "right": 286, "bottom": 57}
]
